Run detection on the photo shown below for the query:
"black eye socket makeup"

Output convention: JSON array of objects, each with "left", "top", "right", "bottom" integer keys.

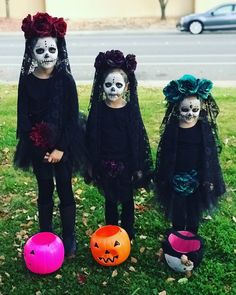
[
  {"left": 116, "top": 82, "right": 124, "bottom": 88},
  {"left": 35, "top": 48, "right": 45, "bottom": 54},
  {"left": 105, "top": 82, "right": 112, "bottom": 88}
]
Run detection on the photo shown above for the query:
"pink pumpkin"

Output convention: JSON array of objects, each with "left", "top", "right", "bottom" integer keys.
[{"left": 24, "top": 232, "right": 64, "bottom": 274}]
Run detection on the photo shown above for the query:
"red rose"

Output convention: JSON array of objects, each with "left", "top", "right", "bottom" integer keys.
[
  {"left": 21, "top": 14, "right": 33, "bottom": 39},
  {"left": 105, "top": 50, "right": 125, "bottom": 68},
  {"left": 125, "top": 54, "right": 137, "bottom": 73},
  {"left": 94, "top": 52, "right": 106, "bottom": 70},
  {"left": 31, "top": 13, "right": 53, "bottom": 37},
  {"left": 29, "top": 122, "right": 54, "bottom": 150},
  {"left": 52, "top": 17, "right": 67, "bottom": 38}
]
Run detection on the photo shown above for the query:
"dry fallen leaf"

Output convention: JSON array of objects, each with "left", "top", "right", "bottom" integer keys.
[
  {"left": 112, "top": 269, "right": 118, "bottom": 277},
  {"left": 130, "top": 257, "right": 138, "bottom": 264},
  {"left": 4, "top": 272, "right": 10, "bottom": 278},
  {"left": 158, "top": 234, "right": 164, "bottom": 241},
  {"left": 82, "top": 216, "right": 88, "bottom": 227},
  {"left": 3, "top": 148, "right": 9, "bottom": 154},
  {"left": 203, "top": 215, "right": 212, "bottom": 220},
  {"left": 55, "top": 274, "right": 62, "bottom": 279},
  {"left": 77, "top": 273, "right": 87, "bottom": 285},
  {"left": 140, "top": 246, "right": 145, "bottom": 253},
  {"left": 20, "top": 221, "right": 33, "bottom": 229},
  {"left": 129, "top": 266, "right": 136, "bottom": 272},
  {"left": 72, "top": 177, "right": 78, "bottom": 184},
  {"left": 85, "top": 228, "right": 93, "bottom": 237},
  {"left": 134, "top": 204, "right": 150, "bottom": 212},
  {"left": 178, "top": 277, "right": 188, "bottom": 284},
  {"left": 166, "top": 277, "right": 175, "bottom": 283},
  {"left": 75, "top": 189, "right": 83, "bottom": 196},
  {"left": 159, "top": 291, "right": 166, "bottom": 295}
]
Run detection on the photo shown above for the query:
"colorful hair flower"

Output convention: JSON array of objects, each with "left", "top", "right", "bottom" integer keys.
[
  {"left": 94, "top": 50, "right": 137, "bottom": 74},
  {"left": 163, "top": 74, "right": 213, "bottom": 103},
  {"left": 197, "top": 79, "right": 213, "bottom": 100},
  {"left": 21, "top": 12, "right": 67, "bottom": 39}
]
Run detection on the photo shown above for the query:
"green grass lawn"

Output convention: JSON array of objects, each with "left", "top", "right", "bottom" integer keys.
[{"left": 0, "top": 84, "right": 235, "bottom": 295}]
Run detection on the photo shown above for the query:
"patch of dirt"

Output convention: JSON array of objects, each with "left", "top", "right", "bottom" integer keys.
[{"left": 0, "top": 17, "right": 177, "bottom": 32}]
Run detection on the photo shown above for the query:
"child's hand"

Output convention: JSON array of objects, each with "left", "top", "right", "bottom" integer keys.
[{"left": 44, "top": 149, "right": 64, "bottom": 163}]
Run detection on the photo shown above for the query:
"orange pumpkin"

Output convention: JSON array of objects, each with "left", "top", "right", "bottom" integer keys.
[{"left": 90, "top": 225, "right": 131, "bottom": 266}]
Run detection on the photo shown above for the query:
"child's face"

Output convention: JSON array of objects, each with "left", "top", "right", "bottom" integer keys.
[
  {"left": 179, "top": 96, "right": 201, "bottom": 124},
  {"left": 103, "top": 71, "right": 126, "bottom": 101},
  {"left": 33, "top": 37, "right": 58, "bottom": 69}
]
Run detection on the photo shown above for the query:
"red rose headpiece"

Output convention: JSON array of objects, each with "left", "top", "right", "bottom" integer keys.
[
  {"left": 21, "top": 12, "right": 67, "bottom": 39},
  {"left": 94, "top": 50, "right": 137, "bottom": 74}
]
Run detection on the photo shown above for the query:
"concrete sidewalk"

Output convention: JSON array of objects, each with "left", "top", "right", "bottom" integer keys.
[{"left": 0, "top": 16, "right": 177, "bottom": 33}]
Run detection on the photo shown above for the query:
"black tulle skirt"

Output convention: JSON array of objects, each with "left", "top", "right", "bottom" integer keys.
[{"left": 14, "top": 113, "right": 89, "bottom": 177}]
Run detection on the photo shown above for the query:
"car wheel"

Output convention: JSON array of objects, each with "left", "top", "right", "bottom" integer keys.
[{"left": 189, "top": 21, "right": 203, "bottom": 34}]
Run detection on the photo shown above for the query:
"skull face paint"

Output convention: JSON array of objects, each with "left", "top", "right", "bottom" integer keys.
[
  {"left": 179, "top": 96, "right": 201, "bottom": 124},
  {"left": 33, "top": 37, "right": 58, "bottom": 69},
  {"left": 103, "top": 72, "right": 126, "bottom": 101}
]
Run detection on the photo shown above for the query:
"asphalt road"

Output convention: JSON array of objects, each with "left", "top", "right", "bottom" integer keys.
[{"left": 0, "top": 30, "right": 235, "bottom": 85}]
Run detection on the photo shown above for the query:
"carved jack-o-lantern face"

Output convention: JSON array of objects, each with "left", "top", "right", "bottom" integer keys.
[{"left": 90, "top": 225, "right": 131, "bottom": 266}]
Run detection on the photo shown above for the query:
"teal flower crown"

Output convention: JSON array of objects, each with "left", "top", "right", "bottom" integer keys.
[{"left": 163, "top": 74, "right": 213, "bottom": 103}]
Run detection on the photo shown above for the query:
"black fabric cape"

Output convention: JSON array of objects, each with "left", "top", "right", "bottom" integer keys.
[
  {"left": 154, "top": 111, "right": 226, "bottom": 218},
  {"left": 86, "top": 73, "right": 153, "bottom": 190},
  {"left": 14, "top": 70, "right": 88, "bottom": 175}
]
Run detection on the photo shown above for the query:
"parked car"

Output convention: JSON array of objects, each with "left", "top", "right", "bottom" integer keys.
[{"left": 176, "top": 2, "right": 236, "bottom": 34}]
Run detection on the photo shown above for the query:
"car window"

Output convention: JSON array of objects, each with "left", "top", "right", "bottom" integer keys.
[{"left": 213, "top": 5, "right": 233, "bottom": 16}]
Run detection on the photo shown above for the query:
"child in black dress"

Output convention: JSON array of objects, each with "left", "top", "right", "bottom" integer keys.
[
  {"left": 154, "top": 74, "right": 225, "bottom": 233},
  {"left": 14, "top": 13, "right": 86, "bottom": 258},
  {"left": 86, "top": 50, "right": 153, "bottom": 240}
]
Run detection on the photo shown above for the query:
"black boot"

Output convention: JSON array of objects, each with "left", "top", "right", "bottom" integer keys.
[
  {"left": 59, "top": 204, "right": 76, "bottom": 259},
  {"left": 121, "top": 200, "right": 135, "bottom": 241},
  {"left": 37, "top": 202, "right": 54, "bottom": 232}
]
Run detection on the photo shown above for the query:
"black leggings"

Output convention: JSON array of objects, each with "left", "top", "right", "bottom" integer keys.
[
  {"left": 105, "top": 198, "right": 134, "bottom": 226},
  {"left": 105, "top": 198, "right": 135, "bottom": 239},
  {"left": 34, "top": 160, "right": 75, "bottom": 207},
  {"left": 172, "top": 192, "right": 200, "bottom": 233}
]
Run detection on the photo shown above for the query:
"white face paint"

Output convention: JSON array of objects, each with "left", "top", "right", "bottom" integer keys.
[
  {"left": 179, "top": 96, "right": 201, "bottom": 124},
  {"left": 103, "top": 72, "right": 126, "bottom": 101},
  {"left": 33, "top": 37, "right": 58, "bottom": 69}
]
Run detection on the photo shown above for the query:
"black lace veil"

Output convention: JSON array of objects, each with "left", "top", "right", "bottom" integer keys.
[
  {"left": 86, "top": 50, "right": 153, "bottom": 189},
  {"left": 14, "top": 13, "right": 88, "bottom": 175},
  {"left": 155, "top": 75, "right": 226, "bottom": 217}
]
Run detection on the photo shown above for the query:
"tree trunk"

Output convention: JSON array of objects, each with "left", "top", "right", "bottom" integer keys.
[
  {"left": 5, "top": 0, "right": 10, "bottom": 18},
  {"left": 159, "top": 0, "right": 169, "bottom": 20}
]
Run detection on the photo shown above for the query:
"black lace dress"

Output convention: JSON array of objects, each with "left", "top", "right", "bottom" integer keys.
[
  {"left": 155, "top": 114, "right": 226, "bottom": 231},
  {"left": 14, "top": 71, "right": 87, "bottom": 177},
  {"left": 96, "top": 101, "right": 132, "bottom": 203}
]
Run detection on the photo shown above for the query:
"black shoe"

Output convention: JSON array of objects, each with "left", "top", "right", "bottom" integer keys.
[{"left": 63, "top": 236, "right": 76, "bottom": 259}]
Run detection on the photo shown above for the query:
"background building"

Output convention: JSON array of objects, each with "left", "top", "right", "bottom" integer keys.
[{"left": 0, "top": 0, "right": 233, "bottom": 19}]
